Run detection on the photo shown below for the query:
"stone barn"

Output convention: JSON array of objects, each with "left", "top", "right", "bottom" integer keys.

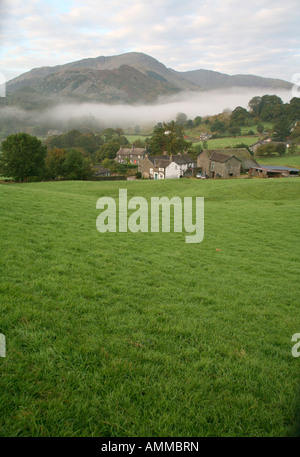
[{"left": 197, "top": 150, "right": 241, "bottom": 178}]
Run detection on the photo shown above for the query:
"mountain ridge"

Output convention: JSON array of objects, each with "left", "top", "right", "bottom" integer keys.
[{"left": 5, "top": 52, "right": 293, "bottom": 106}]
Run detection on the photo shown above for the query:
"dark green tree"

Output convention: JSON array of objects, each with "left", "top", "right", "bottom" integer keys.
[
  {"left": 272, "top": 116, "right": 291, "bottom": 141},
  {"left": 0, "top": 133, "right": 46, "bottom": 181},
  {"left": 248, "top": 96, "right": 262, "bottom": 116},
  {"left": 63, "top": 149, "right": 92, "bottom": 180},
  {"left": 259, "top": 95, "right": 283, "bottom": 121},
  {"left": 211, "top": 119, "right": 226, "bottom": 133},
  {"left": 230, "top": 106, "right": 251, "bottom": 126}
]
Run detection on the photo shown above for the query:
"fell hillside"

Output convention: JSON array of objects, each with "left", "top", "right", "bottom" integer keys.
[
  {"left": 175, "top": 68, "right": 292, "bottom": 91},
  {"left": 5, "top": 52, "right": 293, "bottom": 107},
  {"left": 7, "top": 65, "right": 179, "bottom": 104}
]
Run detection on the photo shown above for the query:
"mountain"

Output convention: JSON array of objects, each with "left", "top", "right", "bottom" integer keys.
[
  {"left": 5, "top": 52, "right": 293, "bottom": 107},
  {"left": 173, "top": 68, "right": 292, "bottom": 91}
]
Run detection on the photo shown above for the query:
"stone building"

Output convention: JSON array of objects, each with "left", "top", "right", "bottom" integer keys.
[{"left": 197, "top": 150, "right": 241, "bottom": 178}]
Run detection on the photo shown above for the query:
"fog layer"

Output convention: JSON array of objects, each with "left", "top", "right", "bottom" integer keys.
[{"left": 0, "top": 88, "right": 293, "bottom": 130}]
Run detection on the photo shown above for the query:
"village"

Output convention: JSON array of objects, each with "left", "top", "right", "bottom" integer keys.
[{"left": 92, "top": 141, "right": 299, "bottom": 180}]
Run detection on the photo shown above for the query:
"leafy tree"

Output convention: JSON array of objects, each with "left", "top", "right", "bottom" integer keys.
[
  {"left": 63, "top": 149, "right": 92, "bottom": 180},
  {"left": 133, "top": 139, "right": 145, "bottom": 148},
  {"left": 248, "top": 96, "right": 262, "bottom": 116},
  {"left": 191, "top": 144, "right": 203, "bottom": 158},
  {"left": 285, "top": 97, "right": 300, "bottom": 122},
  {"left": 290, "top": 123, "right": 300, "bottom": 140},
  {"left": 257, "top": 123, "right": 264, "bottom": 133},
  {"left": 211, "top": 119, "right": 226, "bottom": 133},
  {"left": 75, "top": 133, "right": 97, "bottom": 155},
  {"left": 46, "top": 148, "right": 67, "bottom": 179},
  {"left": 193, "top": 116, "right": 202, "bottom": 127},
  {"left": 259, "top": 95, "right": 283, "bottom": 121},
  {"left": 185, "top": 119, "right": 194, "bottom": 129},
  {"left": 230, "top": 106, "right": 251, "bottom": 126},
  {"left": 272, "top": 116, "right": 291, "bottom": 141},
  {"left": 228, "top": 126, "right": 241, "bottom": 135},
  {"left": 256, "top": 143, "right": 286, "bottom": 157},
  {"left": 96, "top": 141, "right": 120, "bottom": 161},
  {"left": 0, "top": 133, "right": 46, "bottom": 181},
  {"left": 148, "top": 121, "right": 191, "bottom": 155}
]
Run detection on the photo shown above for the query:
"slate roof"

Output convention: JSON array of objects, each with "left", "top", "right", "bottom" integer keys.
[
  {"left": 257, "top": 165, "right": 299, "bottom": 172},
  {"left": 117, "top": 147, "right": 147, "bottom": 155},
  {"left": 203, "top": 149, "right": 259, "bottom": 170}
]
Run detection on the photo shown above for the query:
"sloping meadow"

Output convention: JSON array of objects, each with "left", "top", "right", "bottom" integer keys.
[{"left": 0, "top": 178, "right": 299, "bottom": 436}]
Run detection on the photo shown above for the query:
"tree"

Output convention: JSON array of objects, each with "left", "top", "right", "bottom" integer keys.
[
  {"left": 96, "top": 141, "right": 121, "bottom": 161},
  {"left": 0, "top": 133, "right": 46, "bottom": 181},
  {"left": 45, "top": 148, "right": 67, "bottom": 179},
  {"left": 248, "top": 96, "right": 262, "bottom": 116},
  {"left": 272, "top": 116, "right": 291, "bottom": 141},
  {"left": 148, "top": 121, "right": 191, "bottom": 155},
  {"left": 176, "top": 112, "right": 187, "bottom": 126},
  {"left": 211, "top": 119, "right": 226, "bottom": 133},
  {"left": 228, "top": 126, "right": 241, "bottom": 136},
  {"left": 285, "top": 97, "right": 300, "bottom": 122},
  {"left": 63, "top": 149, "right": 92, "bottom": 180},
  {"left": 230, "top": 106, "right": 251, "bottom": 126},
  {"left": 193, "top": 116, "right": 202, "bottom": 127},
  {"left": 256, "top": 143, "right": 286, "bottom": 157},
  {"left": 257, "top": 123, "right": 264, "bottom": 133},
  {"left": 259, "top": 95, "right": 283, "bottom": 121}
]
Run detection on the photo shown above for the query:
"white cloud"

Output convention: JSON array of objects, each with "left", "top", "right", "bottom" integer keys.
[{"left": 0, "top": 0, "right": 299, "bottom": 83}]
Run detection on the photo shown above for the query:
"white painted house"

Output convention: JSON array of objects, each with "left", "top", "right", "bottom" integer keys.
[{"left": 165, "top": 154, "right": 196, "bottom": 179}]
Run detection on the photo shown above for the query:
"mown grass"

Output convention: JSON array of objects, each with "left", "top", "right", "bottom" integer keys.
[{"left": 0, "top": 178, "right": 300, "bottom": 437}]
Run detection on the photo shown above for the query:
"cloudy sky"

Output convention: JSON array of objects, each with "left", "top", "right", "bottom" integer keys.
[{"left": 0, "top": 0, "right": 299, "bottom": 83}]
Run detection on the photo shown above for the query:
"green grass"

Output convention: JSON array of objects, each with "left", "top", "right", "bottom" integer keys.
[
  {"left": 193, "top": 136, "right": 259, "bottom": 149},
  {"left": 0, "top": 179, "right": 300, "bottom": 437},
  {"left": 257, "top": 155, "right": 300, "bottom": 169}
]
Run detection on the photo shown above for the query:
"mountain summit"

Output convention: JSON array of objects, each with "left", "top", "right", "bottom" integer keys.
[{"left": 6, "top": 52, "right": 292, "bottom": 106}]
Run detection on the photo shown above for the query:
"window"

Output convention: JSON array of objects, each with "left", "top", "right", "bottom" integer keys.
[{"left": 211, "top": 162, "right": 215, "bottom": 171}]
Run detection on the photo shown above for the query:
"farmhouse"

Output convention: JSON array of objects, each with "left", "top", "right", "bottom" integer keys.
[
  {"left": 138, "top": 153, "right": 196, "bottom": 179},
  {"left": 197, "top": 150, "right": 241, "bottom": 178},
  {"left": 115, "top": 146, "right": 147, "bottom": 164}
]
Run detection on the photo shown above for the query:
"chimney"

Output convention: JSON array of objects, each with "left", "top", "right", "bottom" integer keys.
[{"left": 163, "top": 150, "right": 168, "bottom": 155}]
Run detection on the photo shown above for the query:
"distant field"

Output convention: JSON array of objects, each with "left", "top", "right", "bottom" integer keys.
[
  {"left": 192, "top": 136, "right": 259, "bottom": 149},
  {"left": 0, "top": 179, "right": 300, "bottom": 437},
  {"left": 257, "top": 154, "right": 300, "bottom": 169},
  {"left": 125, "top": 134, "right": 151, "bottom": 144}
]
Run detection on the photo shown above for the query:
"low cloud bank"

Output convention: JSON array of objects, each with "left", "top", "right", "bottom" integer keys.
[{"left": 0, "top": 87, "right": 293, "bottom": 131}]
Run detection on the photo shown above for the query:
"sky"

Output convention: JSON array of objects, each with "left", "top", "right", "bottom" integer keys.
[{"left": 0, "top": 0, "right": 300, "bottom": 84}]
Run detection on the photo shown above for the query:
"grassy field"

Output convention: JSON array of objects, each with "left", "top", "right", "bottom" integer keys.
[
  {"left": 193, "top": 136, "right": 259, "bottom": 149},
  {"left": 257, "top": 155, "right": 300, "bottom": 169},
  {"left": 0, "top": 178, "right": 300, "bottom": 437}
]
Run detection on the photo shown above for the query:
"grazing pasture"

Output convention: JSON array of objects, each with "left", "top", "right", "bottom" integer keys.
[{"left": 0, "top": 178, "right": 299, "bottom": 436}]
